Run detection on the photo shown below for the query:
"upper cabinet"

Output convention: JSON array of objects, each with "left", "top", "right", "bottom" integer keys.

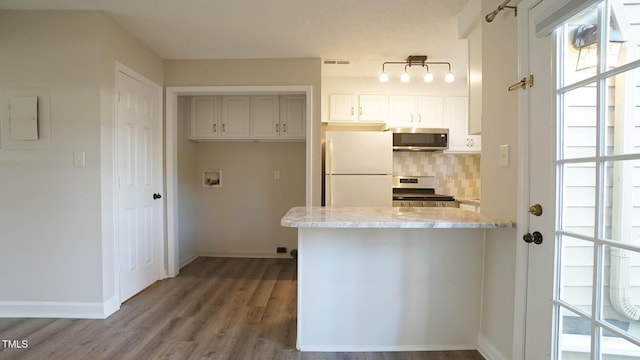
[
  {"left": 189, "top": 96, "right": 220, "bottom": 139},
  {"left": 221, "top": 95, "right": 252, "bottom": 138},
  {"left": 279, "top": 95, "right": 306, "bottom": 139},
  {"left": 388, "top": 95, "right": 444, "bottom": 128},
  {"left": 189, "top": 94, "right": 306, "bottom": 141},
  {"left": 251, "top": 95, "right": 280, "bottom": 139},
  {"left": 468, "top": 24, "right": 482, "bottom": 135},
  {"left": 328, "top": 94, "right": 387, "bottom": 123},
  {"left": 444, "top": 97, "right": 481, "bottom": 153}
]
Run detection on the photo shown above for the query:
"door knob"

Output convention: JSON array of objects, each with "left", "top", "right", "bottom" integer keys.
[
  {"left": 529, "top": 204, "right": 543, "bottom": 216},
  {"left": 153, "top": 193, "right": 162, "bottom": 200},
  {"left": 523, "top": 231, "right": 543, "bottom": 245}
]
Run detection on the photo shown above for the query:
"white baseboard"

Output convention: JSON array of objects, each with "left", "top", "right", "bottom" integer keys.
[
  {"left": 199, "top": 252, "right": 293, "bottom": 259},
  {"left": 299, "top": 344, "right": 477, "bottom": 352},
  {"left": 179, "top": 253, "right": 199, "bottom": 269},
  {"left": 102, "top": 295, "right": 120, "bottom": 318},
  {"left": 0, "top": 298, "right": 119, "bottom": 319},
  {"left": 477, "top": 333, "right": 508, "bottom": 360}
]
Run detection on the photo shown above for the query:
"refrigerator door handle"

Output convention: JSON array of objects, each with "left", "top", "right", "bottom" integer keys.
[
  {"left": 327, "top": 139, "right": 333, "bottom": 175},
  {"left": 324, "top": 175, "right": 333, "bottom": 206}
]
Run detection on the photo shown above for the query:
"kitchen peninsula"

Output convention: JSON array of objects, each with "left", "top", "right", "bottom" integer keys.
[{"left": 281, "top": 206, "right": 514, "bottom": 352}]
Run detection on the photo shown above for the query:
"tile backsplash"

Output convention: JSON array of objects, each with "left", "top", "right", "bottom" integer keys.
[{"left": 393, "top": 152, "right": 480, "bottom": 198}]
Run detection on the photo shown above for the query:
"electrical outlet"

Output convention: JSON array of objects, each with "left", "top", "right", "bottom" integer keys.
[
  {"left": 277, "top": 247, "right": 287, "bottom": 253},
  {"left": 273, "top": 170, "right": 280, "bottom": 180}
]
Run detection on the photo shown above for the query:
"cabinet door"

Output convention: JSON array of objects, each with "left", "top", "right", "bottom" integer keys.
[
  {"left": 221, "top": 95, "right": 251, "bottom": 138},
  {"left": 388, "top": 96, "right": 417, "bottom": 127},
  {"left": 358, "top": 95, "right": 388, "bottom": 123},
  {"left": 280, "top": 95, "right": 306, "bottom": 139},
  {"left": 251, "top": 95, "right": 280, "bottom": 139},
  {"left": 329, "top": 94, "right": 358, "bottom": 122},
  {"left": 417, "top": 96, "right": 444, "bottom": 128},
  {"left": 189, "top": 96, "right": 219, "bottom": 139},
  {"left": 445, "top": 97, "right": 481, "bottom": 153}
]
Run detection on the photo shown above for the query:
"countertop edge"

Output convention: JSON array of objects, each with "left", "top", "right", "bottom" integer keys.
[{"left": 281, "top": 207, "right": 515, "bottom": 229}]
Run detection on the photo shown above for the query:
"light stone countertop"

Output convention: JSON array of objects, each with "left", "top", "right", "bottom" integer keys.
[{"left": 281, "top": 206, "right": 515, "bottom": 229}]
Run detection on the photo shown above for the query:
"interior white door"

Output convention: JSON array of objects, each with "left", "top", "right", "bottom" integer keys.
[
  {"left": 522, "top": 0, "right": 640, "bottom": 358},
  {"left": 117, "top": 70, "right": 164, "bottom": 302}
]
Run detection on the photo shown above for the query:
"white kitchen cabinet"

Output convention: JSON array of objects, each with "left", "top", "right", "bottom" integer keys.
[
  {"left": 251, "top": 95, "right": 305, "bottom": 140},
  {"left": 388, "top": 95, "right": 443, "bottom": 128},
  {"left": 358, "top": 95, "right": 388, "bottom": 122},
  {"left": 328, "top": 94, "right": 387, "bottom": 123},
  {"left": 251, "top": 95, "right": 280, "bottom": 139},
  {"left": 189, "top": 96, "right": 221, "bottom": 139},
  {"left": 221, "top": 95, "right": 251, "bottom": 138},
  {"left": 279, "top": 95, "right": 306, "bottom": 139},
  {"left": 468, "top": 24, "right": 482, "bottom": 135},
  {"left": 190, "top": 94, "right": 305, "bottom": 141},
  {"left": 444, "top": 97, "right": 481, "bottom": 153}
]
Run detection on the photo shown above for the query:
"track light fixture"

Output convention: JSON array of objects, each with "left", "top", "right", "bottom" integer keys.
[{"left": 379, "top": 55, "right": 454, "bottom": 84}]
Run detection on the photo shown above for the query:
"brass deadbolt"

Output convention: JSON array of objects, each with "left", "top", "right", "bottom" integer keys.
[{"left": 529, "top": 204, "right": 543, "bottom": 216}]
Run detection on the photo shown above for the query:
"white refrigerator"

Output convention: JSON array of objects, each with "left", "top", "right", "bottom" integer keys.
[{"left": 325, "top": 131, "right": 392, "bottom": 207}]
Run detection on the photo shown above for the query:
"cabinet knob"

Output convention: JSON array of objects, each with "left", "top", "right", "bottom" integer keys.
[
  {"left": 283, "top": 123, "right": 287, "bottom": 132},
  {"left": 222, "top": 123, "right": 226, "bottom": 132},
  {"left": 418, "top": 114, "right": 422, "bottom": 123},
  {"left": 213, "top": 123, "right": 217, "bottom": 132},
  {"left": 351, "top": 107, "right": 355, "bottom": 116},
  {"left": 276, "top": 123, "right": 279, "bottom": 132}
]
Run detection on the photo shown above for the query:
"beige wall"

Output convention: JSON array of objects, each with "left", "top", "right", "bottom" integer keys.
[
  {"left": 0, "top": 11, "right": 103, "bottom": 305},
  {"left": 0, "top": 10, "right": 163, "bottom": 316},
  {"left": 194, "top": 141, "right": 305, "bottom": 257},
  {"left": 177, "top": 97, "right": 199, "bottom": 265},
  {"left": 478, "top": 0, "right": 519, "bottom": 358}
]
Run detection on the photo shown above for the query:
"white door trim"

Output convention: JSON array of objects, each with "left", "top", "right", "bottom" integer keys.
[
  {"left": 114, "top": 62, "right": 165, "bottom": 303},
  {"left": 514, "top": 0, "right": 547, "bottom": 358},
  {"left": 165, "top": 85, "right": 314, "bottom": 277}
]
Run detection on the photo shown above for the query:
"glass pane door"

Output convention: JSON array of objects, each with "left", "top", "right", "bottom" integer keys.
[{"left": 555, "top": 1, "right": 640, "bottom": 359}]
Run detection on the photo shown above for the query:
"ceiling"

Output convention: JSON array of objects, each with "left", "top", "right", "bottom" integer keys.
[{"left": 0, "top": 0, "right": 470, "bottom": 79}]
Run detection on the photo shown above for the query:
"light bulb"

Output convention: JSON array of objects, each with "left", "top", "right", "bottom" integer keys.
[
  {"left": 379, "top": 72, "right": 389, "bottom": 83},
  {"left": 400, "top": 72, "right": 410, "bottom": 83},
  {"left": 423, "top": 72, "right": 434, "bottom": 83},
  {"left": 445, "top": 72, "right": 455, "bottom": 83}
]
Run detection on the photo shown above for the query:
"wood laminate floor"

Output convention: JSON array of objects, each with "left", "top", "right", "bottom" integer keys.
[{"left": 0, "top": 257, "right": 485, "bottom": 360}]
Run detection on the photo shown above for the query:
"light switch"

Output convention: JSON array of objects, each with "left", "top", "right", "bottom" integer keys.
[
  {"left": 74, "top": 151, "right": 85, "bottom": 168},
  {"left": 499, "top": 145, "right": 509, "bottom": 167}
]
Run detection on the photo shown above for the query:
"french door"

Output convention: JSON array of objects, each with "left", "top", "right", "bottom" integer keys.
[{"left": 523, "top": 0, "right": 640, "bottom": 358}]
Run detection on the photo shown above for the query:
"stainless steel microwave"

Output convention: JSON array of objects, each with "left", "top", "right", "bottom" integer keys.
[{"left": 387, "top": 127, "right": 449, "bottom": 151}]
